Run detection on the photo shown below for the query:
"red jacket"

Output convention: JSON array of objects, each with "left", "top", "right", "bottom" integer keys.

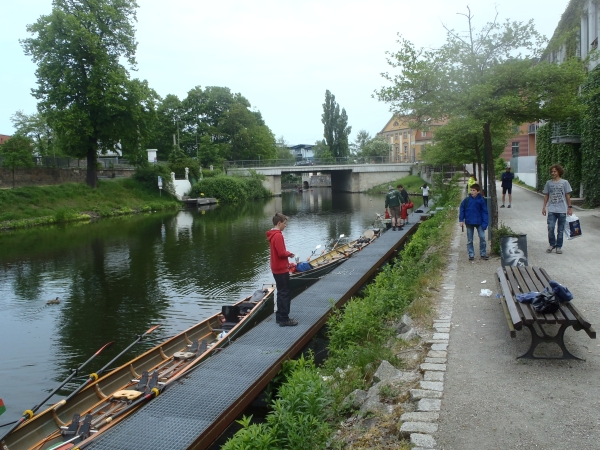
[{"left": 266, "top": 228, "right": 292, "bottom": 274}]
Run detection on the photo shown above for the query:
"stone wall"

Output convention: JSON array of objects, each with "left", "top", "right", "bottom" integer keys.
[{"left": 0, "top": 168, "right": 134, "bottom": 188}]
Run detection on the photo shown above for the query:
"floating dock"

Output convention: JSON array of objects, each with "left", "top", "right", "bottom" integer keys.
[{"left": 86, "top": 213, "right": 425, "bottom": 450}]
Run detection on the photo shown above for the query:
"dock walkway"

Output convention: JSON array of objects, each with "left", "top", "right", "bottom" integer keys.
[{"left": 87, "top": 212, "right": 425, "bottom": 450}]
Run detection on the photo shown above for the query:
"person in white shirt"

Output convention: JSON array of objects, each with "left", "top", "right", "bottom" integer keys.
[{"left": 420, "top": 183, "right": 430, "bottom": 207}]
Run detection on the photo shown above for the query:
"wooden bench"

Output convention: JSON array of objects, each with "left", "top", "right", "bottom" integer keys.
[{"left": 495, "top": 266, "right": 596, "bottom": 359}]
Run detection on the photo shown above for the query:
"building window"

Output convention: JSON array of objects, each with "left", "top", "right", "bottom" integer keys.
[
  {"left": 512, "top": 142, "right": 520, "bottom": 157},
  {"left": 403, "top": 131, "right": 408, "bottom": 138},
  {"left": 404, "top": 144, "right": 408, "bottom": 159},
  {"left": 393, "top": 121, "right": 399, "bottom": 126},
  {"left": 421, "top": 131, "right": 427, "bottom": 137}
]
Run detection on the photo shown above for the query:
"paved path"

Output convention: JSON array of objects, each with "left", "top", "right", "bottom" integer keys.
[{"left": 436, "top": 184, "right": 600, "bottom": 449}]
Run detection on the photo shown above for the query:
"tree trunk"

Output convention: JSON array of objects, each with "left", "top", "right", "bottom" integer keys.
[
  {"left": 482, "top": 122, "right": 498, "bottom": 232},
  {"left": 86, "top": 141, "right": 97, "bottom": 188}
]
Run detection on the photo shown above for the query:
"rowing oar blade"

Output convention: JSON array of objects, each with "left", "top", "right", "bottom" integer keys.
[
  {"left": 0, "top": 341, "right": 114, "bottom": 444},
  {"left": 57, "top": 326, "right": 161, "bottom": 407}
]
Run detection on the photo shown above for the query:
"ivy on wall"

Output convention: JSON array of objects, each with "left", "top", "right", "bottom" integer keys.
[
  {"left": 581, "top": 66, "right": 600, "bottom": 206},
  {"left": 535, "top": 123, "right": 582, "bottom": 195}
]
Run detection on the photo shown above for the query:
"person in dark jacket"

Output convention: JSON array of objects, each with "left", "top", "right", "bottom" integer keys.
[
  {"left": 397, "top": 184, "right": 410, "bottom": 225},
  {"left": 459, "top": 183, "right": 489, "bottom": 261},
  {"left": 500, "top": 166, "right": 515, "bottom": 208},
  {"left": 266, "top": 213, "right": 297, "bottom": 326},
  {"left": 385, "top": 185, "right": 403, "bottom": 231}
]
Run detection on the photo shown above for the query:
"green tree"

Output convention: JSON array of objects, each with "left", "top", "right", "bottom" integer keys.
[
  {"left": 429, "top": 117, "right": 511, "bottom": 180},
  {"left": 10, "top": 111, "right": 56, "bottom": 157},
  {"left": 377, "top": 7, "right": 584, "bottom": 229},
  {"left": 361, "top": 136, "right": 390, "bottom": 159},
  {"left": 0, "top": 134, "right": 35, "bottom": 188},
  {"left": 321, "top": 90, "right": 352, "bottom": 158},
  {"left": 351, "top": 130, "right": 372, "bottom": 155},
  {"left": 21, "top": 0, "right": 155, "bottom": 188},
  {"left": 312, "top": 139, "right": 333, "bottom": 163},
  {"left": 276, "top": 136, "right": 294, "bottom": 161}
]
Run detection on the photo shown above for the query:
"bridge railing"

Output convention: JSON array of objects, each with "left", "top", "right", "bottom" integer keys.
[{"left": 224, "top": 156, "right": 395, "bottom": 169}]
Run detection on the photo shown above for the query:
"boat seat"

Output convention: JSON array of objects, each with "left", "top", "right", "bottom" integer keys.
[
  {"left": 237, "top": 302, "right": 255, "bottom": 314},
  {"left": 221, "top": 305, "right": 240, "bottom": 323}
]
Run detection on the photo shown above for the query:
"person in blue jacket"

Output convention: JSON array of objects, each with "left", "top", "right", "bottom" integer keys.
[{"left": 459, "top": 183, "right": 489, "bottom": 261}]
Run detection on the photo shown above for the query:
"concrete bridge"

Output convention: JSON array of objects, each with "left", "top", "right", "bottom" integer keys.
[{"left": 226, "top": 163, "right": 417, "bottom": 195}]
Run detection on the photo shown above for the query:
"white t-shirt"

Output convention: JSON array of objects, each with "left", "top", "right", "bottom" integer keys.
[{"left": 421, "top": 186, "right": 430, "bottom": 196}]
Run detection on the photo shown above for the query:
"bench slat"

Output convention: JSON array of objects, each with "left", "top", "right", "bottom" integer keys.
[
  {"left": 504, "top": 267, "right": 535, "bottom": 324},
  {"left": 496, "top": 267, "right": 523, "bottom": 330}
]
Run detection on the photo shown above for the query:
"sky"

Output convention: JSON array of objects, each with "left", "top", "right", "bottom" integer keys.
[{"left": 1, "top": 0, "right": 570, "bottom": 146}]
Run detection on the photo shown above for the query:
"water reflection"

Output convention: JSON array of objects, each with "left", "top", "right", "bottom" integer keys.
[{"left": 0, "top": 188, "right": 421, "bottom": 424}]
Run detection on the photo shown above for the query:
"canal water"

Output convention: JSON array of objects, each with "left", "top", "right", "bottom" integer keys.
[{"left": 0, "top": 188, "right": 422, "bottom": 426}]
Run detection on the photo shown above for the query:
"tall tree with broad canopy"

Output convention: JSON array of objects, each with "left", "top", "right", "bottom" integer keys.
[
  {"left": 321, "top": 90, "right": 352, "bottom": 158},
  {"left": 21, "top": 0, "right": 155, "bottom": 188},
  {"left": 376, "top": 7, "right": 584, "bottom": 230},
  {"left": 10, "top": 111, "right": 56, "bottom": 157},
  {"left": 351, "top": 130, "right": 372, "bottom": 155}
]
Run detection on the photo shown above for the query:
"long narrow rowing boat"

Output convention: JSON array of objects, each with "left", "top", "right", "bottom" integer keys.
[
  {"left": 1, "top": 287, "right": 274, "bottom": 450},
  {"left": 289, "top": 228, "right": 381, "bottom": 294}
]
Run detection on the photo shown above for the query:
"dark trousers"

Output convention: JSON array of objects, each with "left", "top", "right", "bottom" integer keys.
[{"left": 273, "top": 272, "right": 291, "bottom": 322}]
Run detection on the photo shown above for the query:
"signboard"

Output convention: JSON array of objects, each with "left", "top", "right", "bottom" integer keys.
[{"left": 500, "top": 234, "right": 528, "bottom": 267}]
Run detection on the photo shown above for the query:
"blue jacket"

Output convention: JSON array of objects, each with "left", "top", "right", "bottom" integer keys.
[{"left": 459, "top": 193, "right": 488, "bottom": 229}]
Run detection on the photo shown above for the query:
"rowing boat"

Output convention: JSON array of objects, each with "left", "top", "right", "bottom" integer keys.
[
  {"left": 1, "top": 287, "right": 274, "bottom": 450},
  {"left": 289, "top": 228, "right": 381, "bottom": 294}
]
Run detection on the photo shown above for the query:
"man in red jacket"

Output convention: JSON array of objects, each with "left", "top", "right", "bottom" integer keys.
[{"left": 266, "top": 213, "right": 297, "bottom": 326}]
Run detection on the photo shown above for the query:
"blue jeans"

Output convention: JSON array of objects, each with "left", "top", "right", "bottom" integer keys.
[
  {"left": 466, "top": 224, "right": 487, "bottom": 257},
  {"left": 547, "top": 212, "right": 566, "bottom": 249}
]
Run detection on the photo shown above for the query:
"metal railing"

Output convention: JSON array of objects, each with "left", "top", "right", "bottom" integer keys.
[{"left": 223, "top": 156, "right": 409, "bottom": 169}]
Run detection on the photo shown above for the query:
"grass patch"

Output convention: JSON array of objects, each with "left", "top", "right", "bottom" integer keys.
[
  {"left": 365, "top": 175, "right": 428, "bottom": 195},
  {"left": 0, "top": 179, "right": 180, "bottom": 230}
]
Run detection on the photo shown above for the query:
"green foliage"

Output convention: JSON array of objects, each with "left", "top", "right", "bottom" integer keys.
[
  {"left": 167, "top": 146, "right": 200, "bottom": 181},
  {"left": 351, "top": 130, "right": 372, "bottom": 155},
  {"left": 361, "top": 136, "right": 390, "bottom": 158},
  {"left": 376, "top": 8, "right": 585, "bottom": 229},
  {"left": 132, "top": 164, "right": 174, "bottom": 193},
  {"left": 321, "top": 90, "right": 351, "bottom": 158},
  {"left": 189, "top": 174, "right": 271, "bottom": 203},
  {"left": 494, "top": 157, "right": 508, "bottom": 178},
  {"left": 10, "top": 111, "right": 58, "bottom": 157},
  {"left": 366, "top": 175, "right": 426, "bottom": 195},
  {"left": 21, "top": 0, "right": 157, "bottom": 188},
  {"left": 313, "top": 139, "right": 334, "bottom": 163},
  {"left": 0, "top": 179, "right": 179, "bottom": 230},
  {"left": 491, "top": 222, "right": 517, "bottom": 255},
  {"left": 535, "top": 122, "right": 582, "bottom": 195},
  {"left": 580, "top": 66, "right": 600, "bottom": 206},
  {"left": 431, "top": 173, "right": 461, "bottom": 207},
  {"left": 324, "top": 196, "right": 458, "bottom": 398},
  {"left": 223, "top": 355, "right": 331, "bottom": 450},
  {"left": 0, "top": 134, "right": 35, "bottom": 170},
  {"left": 151, "top": 86, "right": 277, "bottom": 166}
]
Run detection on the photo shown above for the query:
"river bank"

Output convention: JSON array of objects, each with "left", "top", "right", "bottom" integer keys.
[{"left": 0, "top": 178, "right": 181, "bottom": 231}]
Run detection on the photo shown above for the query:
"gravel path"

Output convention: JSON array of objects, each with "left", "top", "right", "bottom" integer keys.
[{"left": 436, "top": 183, "right": 600, "bottom": 450}]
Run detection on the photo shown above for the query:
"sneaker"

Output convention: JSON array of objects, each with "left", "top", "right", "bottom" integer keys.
[
  {"left": 556, "top": 248, "right": 562, "bottom": 254},
  {"left": 392, "top": 227, "right": 396, "bottom": 231},
  {"left": 469, "top": 256, "right": 474, "bottom": 261},
  {"left": 500, "top": 204, "right": 505, "bottom": 208},
  {"left": 546, "top": 246, "right": 555, "bottom": 253},
  {"left": 507, "top": 205, "right": 511, "bottom": 208},
  {"left": 279, "top": 319, "right": 298, "bottom": 327},
  {"left": 397, "top": 226, "right": 404, "bottom": 230},
  {"left": 481, "top": 255, "right": 489, "bottom": 260}
]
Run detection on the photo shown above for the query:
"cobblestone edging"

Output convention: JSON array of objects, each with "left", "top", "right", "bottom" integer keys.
[{"left": 399, "top": 228, "right": 461, "bottom": 449}]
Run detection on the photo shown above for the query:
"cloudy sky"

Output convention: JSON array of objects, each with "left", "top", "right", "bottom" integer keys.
[{"left": 1, "top": 0, "right": 570, "bottom": 145}]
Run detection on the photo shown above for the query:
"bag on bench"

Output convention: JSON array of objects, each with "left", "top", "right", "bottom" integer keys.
[{"left": 532, "top": 287, "right": 559, "bottom": 314}]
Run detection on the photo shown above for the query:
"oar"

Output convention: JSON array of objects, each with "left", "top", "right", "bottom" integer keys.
[
  {"left": 332, "top": 234, "right": 345, "bottom": 249},
  {"left": 306, "top": 245, "right": 321, "bottom": 261},
  {"left": 55, "top": 325, "right": 161, "bottom": 409},
  {"left": 0, "top": 341, "right": 114, "bottom": 443}
]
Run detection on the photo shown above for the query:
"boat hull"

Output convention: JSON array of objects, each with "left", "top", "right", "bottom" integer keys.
[{"left": 2, "top": 287, "right": 274, "bottom": 450}]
